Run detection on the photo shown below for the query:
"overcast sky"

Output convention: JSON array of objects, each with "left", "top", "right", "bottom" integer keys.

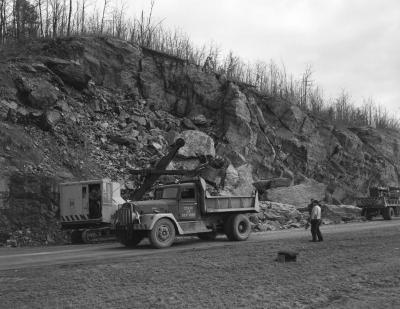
[{"left": 120, "top": 0, "right": 400, "bottom": 116}]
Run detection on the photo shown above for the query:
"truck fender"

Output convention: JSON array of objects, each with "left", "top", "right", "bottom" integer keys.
[{"left": 140, "top": 214, "right": 184, "bottom": 235}]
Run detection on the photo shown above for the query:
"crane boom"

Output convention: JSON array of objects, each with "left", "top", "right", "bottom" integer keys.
[{"left": 131, "top": 138, "right": 186, "bottom": 201}]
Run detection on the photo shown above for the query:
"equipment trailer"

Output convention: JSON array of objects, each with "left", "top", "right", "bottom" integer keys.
[
  {"left": 59, "top": 179, "right": 124, "bottom": 243},
  {"left": 356, "top": 186, "right": 400, "bottom": 220},
  {"left": 114, "top": 177, "right": 259, "bottom": 248}
]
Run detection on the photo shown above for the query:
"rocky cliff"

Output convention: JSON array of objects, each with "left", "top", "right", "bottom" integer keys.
[{"left": 0, "top": 37, "right": 399, "bottom": 243}]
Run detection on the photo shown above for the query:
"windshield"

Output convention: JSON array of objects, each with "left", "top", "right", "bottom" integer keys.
[{"left": 154, "top": 187, "right": 178, "bottom": 199}]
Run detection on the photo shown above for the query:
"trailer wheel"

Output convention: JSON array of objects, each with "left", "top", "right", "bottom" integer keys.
[
  {"left": 383, "top": 207, "right": 394, "bottom": 220},
  {"left": 197, "top": 232, "right": 217, "bottom": 241},
  {"left": 227, "top": 214, "right": 251, "bottom": 241},
  {"left": 149, "top": 218, "right": 176, "bottom": 249}
]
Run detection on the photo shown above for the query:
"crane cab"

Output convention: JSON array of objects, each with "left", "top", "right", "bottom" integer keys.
[{"left": 59, "top": 179, "right": 124, "bottom": 229}]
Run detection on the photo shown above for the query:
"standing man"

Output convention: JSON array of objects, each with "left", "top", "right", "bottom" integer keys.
[{"left": 310, "top": 200, "right": 323, "bottom": 242}]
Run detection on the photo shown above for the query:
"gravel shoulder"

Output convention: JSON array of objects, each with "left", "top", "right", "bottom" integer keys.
[{"left": 1, "top": 221, "right": 400, "bottom": 309}]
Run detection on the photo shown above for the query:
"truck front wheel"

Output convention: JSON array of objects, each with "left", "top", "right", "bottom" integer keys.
[
  {"left": 149, "top": 218, "right": 176, "bottom": 249},
  {"left": 226, "top": 214, "right": 251, "bottom": 241},
  {"left": 118, "top": 231, "right": 144, "bottom": 248}
]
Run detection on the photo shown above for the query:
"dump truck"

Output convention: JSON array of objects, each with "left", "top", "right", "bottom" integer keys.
[
  {"left": 356, "top": 186, "right": 400, "bottom": 220},
  {"left": 59, "top": 179, "right": 124, "bottom": 243},
  {"left": 114, "top": 177, "right": 259, "bottom": 249}
]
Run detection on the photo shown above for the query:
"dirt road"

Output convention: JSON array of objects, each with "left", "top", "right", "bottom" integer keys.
[
  {"left": 1, "top": 219, "right": 400, "bottom": 308},
  {"left": 0, "top": 219, "right": 398, "bottom": 271}
]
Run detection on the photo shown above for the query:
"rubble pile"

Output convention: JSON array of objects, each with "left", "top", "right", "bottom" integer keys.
[
  {"left": 250, "top": 201, "right": 307, "bottom": 231},
  {"left": 320, "top": 204, "right": 362, "bottom": 224},
  {"left": 250, "top": 201, "right": 363, "bottom": 232}
]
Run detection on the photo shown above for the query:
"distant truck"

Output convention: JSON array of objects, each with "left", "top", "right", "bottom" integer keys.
[
  {"left": 114, "top": 177, "right": 259, "bottom": 249},
  {"left": 356, "top": 186, "right": 400, "bottom": 220},
  {"left": 59, "top": 179, "right": 124, "bottom": 243}
]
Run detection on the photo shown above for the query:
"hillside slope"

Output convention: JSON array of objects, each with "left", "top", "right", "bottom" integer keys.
[{"left": 0, "top": 36, "right": 399, "bottom": 242}]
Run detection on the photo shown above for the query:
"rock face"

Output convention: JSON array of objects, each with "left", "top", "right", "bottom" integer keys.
[{"left": 0, "top": 36, "right": 399, "bottom": 244}]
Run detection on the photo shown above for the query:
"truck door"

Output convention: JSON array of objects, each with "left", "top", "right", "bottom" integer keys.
[{"left": 178, "top": 185, "right": 199, "bottom": 220}]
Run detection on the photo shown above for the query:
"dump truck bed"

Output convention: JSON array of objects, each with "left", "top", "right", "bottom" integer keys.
[
  {"left": 204, "top": 192, "right": 259, "bottom": 213},
  {"left": 356, "top": 197, "right": 400, "bottom": 208}
]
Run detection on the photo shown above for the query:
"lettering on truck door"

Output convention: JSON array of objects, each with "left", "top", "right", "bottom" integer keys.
[{"left": 178, "top": 185, "right": 199, "bottom": 220}]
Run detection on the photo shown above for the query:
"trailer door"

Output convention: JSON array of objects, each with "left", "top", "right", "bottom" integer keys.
[{"left": 81, "top": 185, "right": 89, "bottom": 216}]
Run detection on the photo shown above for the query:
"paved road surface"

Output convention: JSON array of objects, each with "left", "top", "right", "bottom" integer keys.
[{"left": 1, "top": 219, "right": 399, "bottom": 271}]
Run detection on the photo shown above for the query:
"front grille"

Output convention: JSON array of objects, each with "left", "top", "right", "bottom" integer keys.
[{"left": 117, "top": 205, "right": 133, "bottom": 226}]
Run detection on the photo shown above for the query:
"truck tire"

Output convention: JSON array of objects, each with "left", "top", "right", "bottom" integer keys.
[
  {"left": 227, "top": 214, "right": 251, "bottom": 241},
  {"left": 149, "top": 218, "right": 176, "bottom": 249},
  {"left": 119, "top": 231, "right": 144, "bottom": 248},
  {"left": 197, "top": 232, "right": 217, "bottom": 241},
  {"left": 383, "top": 207, "right": 394, "bottom": 220},
  {"left": 224, "top": 216, "right": 235, "bottom": 240}
]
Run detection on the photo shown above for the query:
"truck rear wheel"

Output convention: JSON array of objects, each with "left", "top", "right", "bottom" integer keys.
[
  {"left": 149, "top": 218, "right": 176, "bottom": 249},
  {"left": 224, "top": 216, "right": 235, "bottom": 240},
  {"left": 226, "top": 214, "right": 251, "bottom": 241},
  {"left": 383, "top": 207, "right": 394, "bottom": 220}
]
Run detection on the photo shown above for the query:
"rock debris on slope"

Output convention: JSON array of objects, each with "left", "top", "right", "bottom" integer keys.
[{"left": 0, "top": 37, "right": 397, "bottom": 244}]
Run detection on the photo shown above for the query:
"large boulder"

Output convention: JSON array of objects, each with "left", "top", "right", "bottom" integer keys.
[
  {"left": 321, "top": 204, "right": 362, "bottom": 224},
  {"left": 177, "top": 130, "right": 215, "bottom": 158},
  {"left": 38, "top": 110, "right": 62, "bottom": 131},
  {"left": 14, "top": 76, "right": 58, "bottom": 109},
  {"left": 45, "top": 58, "right": 91, "bottom": 90},
  {"left": 223, "top": 164, "right": 240, "bottom": 190},
  {"left": 224, "top": 164, "right": 254, "bottom": 196}
]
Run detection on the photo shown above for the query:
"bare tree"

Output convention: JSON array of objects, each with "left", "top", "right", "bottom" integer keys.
[
  {"left": 80, "top": 0, "right": 85, "bottom": 33},
  {"left": 100, "top": 0, "right": 107, "bottom": 34},
  {"left": 300, "top": 65, "right": 313, "bottom": 108},
  {"left": 0, "top": 0, "right": 5, "bottom": 43},
  {"left": 66, "top": 0, "right": 71, "bottom": 35},
  {"left": 36, "top": 0, "right": 44, "bottom": 36},
  {"left": 50, "top": 0, "right": 61, "bottom": 37}
]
